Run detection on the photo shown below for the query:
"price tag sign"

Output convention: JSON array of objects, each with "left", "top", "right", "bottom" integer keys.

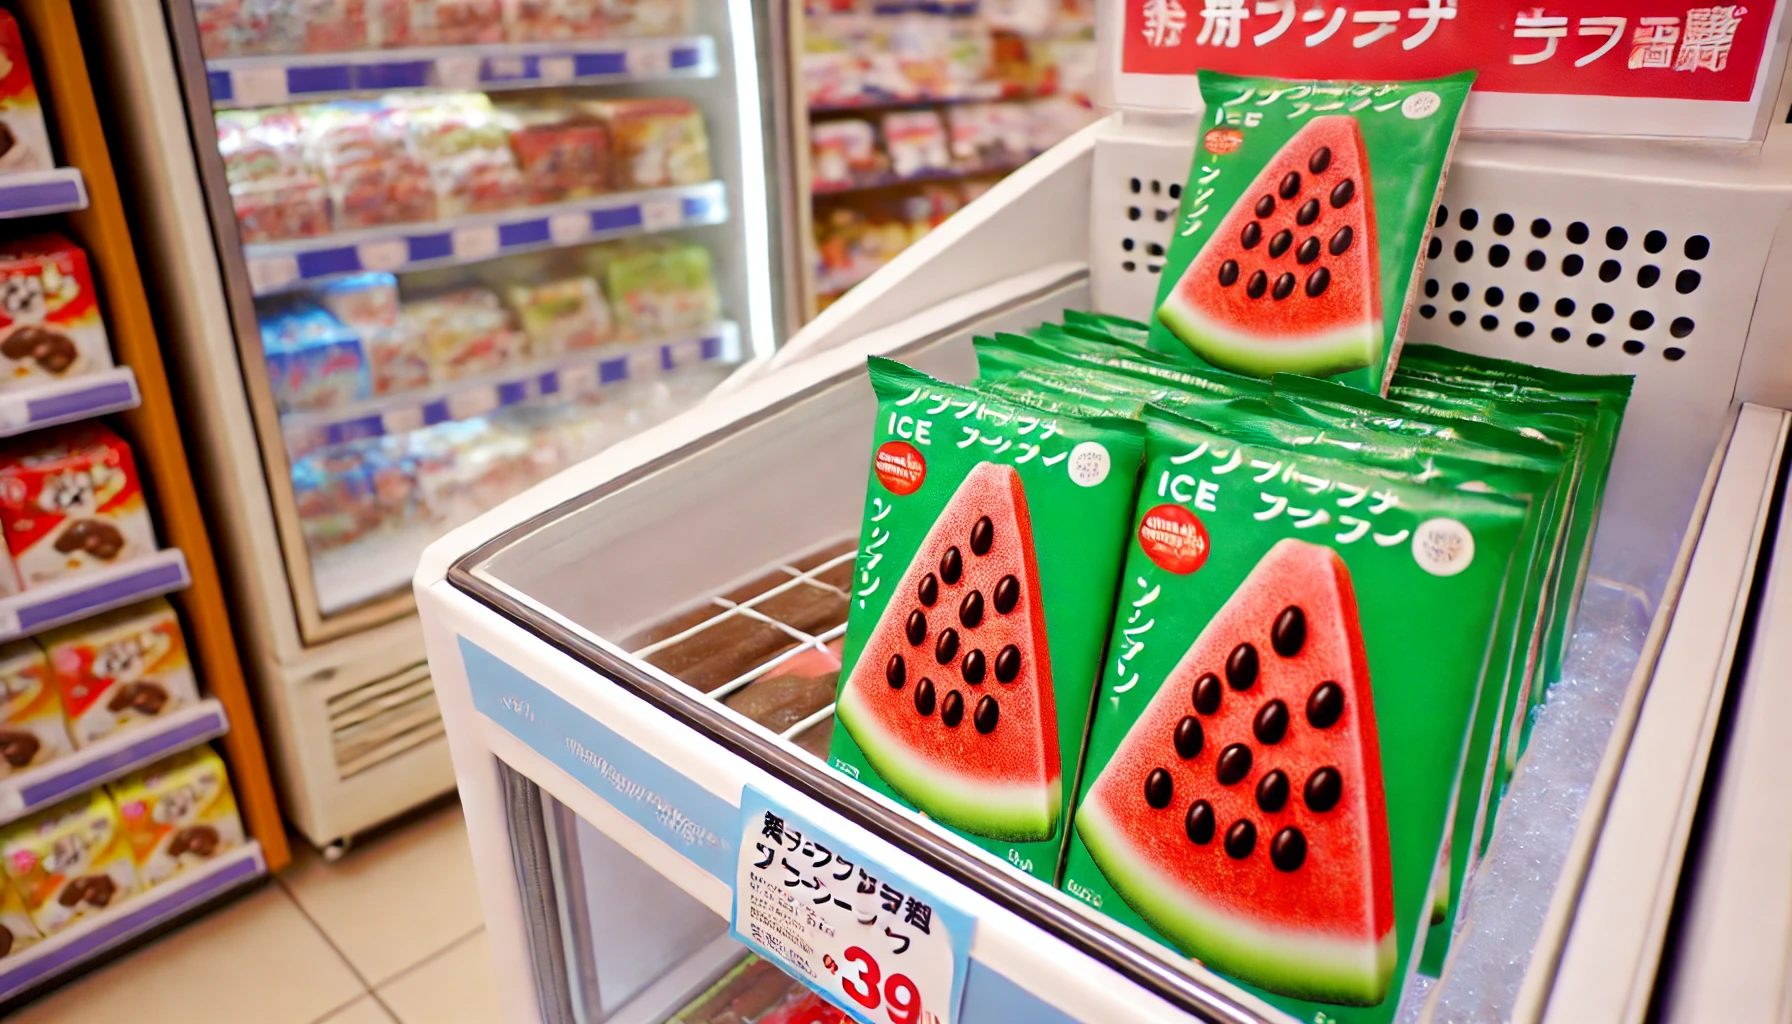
[
  {"left": 356, "top": 238, "right": 409, "bottom": 272},
  {"left": 628, "top": 42, "right": 673, "bottom": 77},
  {"left": 732, "top": 787, "right": 973, "bottom": 1024},
  {"left": 229, "top": 66, "right": 289, "bottom": 107},
  {"left": 452, "top": 224, "right": 501, "bottom": 260},
  {"left": 539, "top": 56, "right": 577, "bottom": 83},
  {"left": 549, "top": 210, "right": 591, "bottom": 244},
  {"left": 435, "top": 55, "right": 482, "bottom": 90},
  {"left": 639, "top": 196, "right": 684, "bottom": 232},
  {"left": 246, "top": 255, "right": 300, "bottom": 294},
  {"left": 0, "top": 394, "right": 28, "bottom": 431},
  {"left": 447, "top": 387, "right": 500, "bottom": 421}
]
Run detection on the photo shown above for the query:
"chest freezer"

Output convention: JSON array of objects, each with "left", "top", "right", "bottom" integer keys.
[{"left": 413, "top": 38, "right": 1792, "bottom": 1024}]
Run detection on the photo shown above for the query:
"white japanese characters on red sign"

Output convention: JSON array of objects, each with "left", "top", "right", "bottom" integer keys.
[{"left": 732, "top": 788, "right": 973, "bottom": 1024}]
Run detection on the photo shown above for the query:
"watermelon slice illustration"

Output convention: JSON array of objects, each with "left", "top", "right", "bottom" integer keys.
[
  {"left": 1075, "top": 539, "right": 1395, "bottom": 1006},
  {"left": 1158, "top": 117, "right": 1383, "bottom": 380},
  {"left": 836, "top": 462, "right": 1061, "bottom": 842}
]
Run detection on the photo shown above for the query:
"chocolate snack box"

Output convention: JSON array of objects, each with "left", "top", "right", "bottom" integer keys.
[
  {"left": 0, "top": 11, "right": 50, "bottom": 173},
  {"left": 43, "top": 598, "right": 199, "bottom": 748},
  {"left": 0, "top": 638, "right": 70, "bottom": 778},
  {"left": 0, "top": 234, "right": 114, "bottom": 386},
  {"left": 0, "top": 788, "right": 139, "bottom": 935},
  {"left": 0, "top": 423, "right": 157, "bottom": 594},
  {"left": 109, "top": 746, "right": 245, "bottom": 887},
  {"left": 0, "top": 879, "right": 39, "bottom": 958}
]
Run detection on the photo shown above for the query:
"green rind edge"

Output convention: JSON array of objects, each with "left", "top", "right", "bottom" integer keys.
[
  {"left": 837, "top": 680, "right": 1062, "bottom": 843},
  {"left": 1157, "top": 288, "right": 1381, "bottom": 380},
  {"left": 1074, "top": 798, "right": 1396, "bottom": 1007}
]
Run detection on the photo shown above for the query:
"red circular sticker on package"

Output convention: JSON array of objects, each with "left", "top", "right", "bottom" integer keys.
[
  {"left": 874, "top": 440, "right": 926, "bottom": 495},
  {"left": 1204, "top": 127, "right": 1244, "bottom": 155},
  {"left": 1139, "top": 504, "right": 1211, "bottom": 574}
]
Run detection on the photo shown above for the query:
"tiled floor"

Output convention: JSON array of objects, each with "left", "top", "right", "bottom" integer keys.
[{"left": 14, "top": 800, "right": 499, "bottom": 1024}]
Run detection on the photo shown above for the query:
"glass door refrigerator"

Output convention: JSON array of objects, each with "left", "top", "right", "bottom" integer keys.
[
  {"left": 80, "top": 0, "right": 798, "bottom": 851},
  {"left": 414, "top": 0, "right": 1792, "bottom": 1021}
]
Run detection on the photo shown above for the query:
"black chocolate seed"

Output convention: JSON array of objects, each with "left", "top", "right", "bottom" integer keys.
[
  {"left": 1241, "top": 221, "right": 1262, "bottom": 249},
  {"left": 1174, "top": 716, "right": 1204, "bottom": 760},
  {"left": 1429, "top": 237, "right": 1443, "bottom": 260},
  {"left": 995, "top": 644, "right": 1021, "bottom": 683},
  {"left": 940, "top": 547, "right": 962, "bottom": 585},
  {"left": 1297, "top": 199, "right": 1319, "bottom": 227},
  {"left": 961, "top": 648, "right": 986, "bottom": 685},
  {"left": 1297, "top": 236, "right": 1320, "bottom": 265},
  {"left": 917, "top": 573, "right": 938, "bottom": 607},
  {"left": 1216, "top": 743, "right": 1252, "bottom": 786},
  {"left": 1226, "top": 643, "right": 1259, "bottom": 690},
  {"left": 1272, "top": 606, "right": 1306, "bottom": 656},
  {"left": 1685, "top": 235, "right": 1710, "bottom": 260},
  {"left": 1563, "top": 254, "right": 1584, "bottom": 276},
  {"left": 1193, "top": 673, "right": 1222, "bottom": 715},
  {"left": 1455, "top": 240, "right": 1474, "bottom": 263},
  {"left": 993, "top": 575, "right": 1019, "bottom": 614},
  {"left": 1271, "top": 827, "right": 1307, "bottom": 872},
  {"left": 915, "top": 677, "right": 936, "bottom": 716},
  {"left": 1305, "top": 268, "right": 1330, "bottom": 298},
  {"left": 1218, "top": 259, "right": 1239, "bottom": 287},
  {"left": 974, "top": 695, "right": 999, "bottom": 734},
  {"left": 1307, "top": 682, "right": 1344, "bottom": 728},
  {"left": 886, "top": 654, "right": 906, "bottom": 690},
  {"left": 935, "top": 628, "right": 959, "bottom": 665},
  {"left": 970, "top": 516, "right": 993, "bottom": 556},
  {"left": 1256, "top": 769, "right": 1290, "bottom": 813},
  {"left": 1186, "top": 801, "right": 1216, "bottom": 845},
  {"left": 1556, "top": 297, "right": 1576, "bottom": 316},
  {"left": 1330, "top": 179, "right": 1355, "bottom": 207},
  {"left": 1225, "top": 820, "right": 1257, "bottom": 859},
  {"left": 1268, "top": 230, "right": 1293, "bottom": 259},
  {"left": 1329, "top": 225, "right": 1353, "bottom": 256},
  {"left": 1637, "top": 265, "right": 1660, "bottom": 288},
  {"left": 959, "top": 590, "right": 984, "bottom": 629},
  {"left": 1305, "top": 767, "right": 1342, "bottom": 812},
  {"left": 1273, "top": 273, "right": 1296, "bottom": 301},
  {"left": 1246, "top": 270, "right": 1268, "bottom": 299},
  {"left": 1309, "top": 147, "right": 1332, "bottom": 174},
  {"left": 1677, "top": 269, "right": 1701, "bottom": 294},
  {"left": 1279, "top": 171, "right": 1301, "bottom": 200},
  {"left": 1254, "top": 700, "right": 1289, "bottom": 746},
  {"left": 1452, "top": 281, "right": 1470, "bottom": 302},
  {"left": 1145, "top": 767, "right": 1173, "bottom": 809},
  {"left": 1255, "top": 195, "right": 1275, "bottom": 219},
  {"left": 906, "top": 610, "right": 927, "bottom": 647},
  {"left": 940, "top": 689, "right": 964, "bottom": 728}
]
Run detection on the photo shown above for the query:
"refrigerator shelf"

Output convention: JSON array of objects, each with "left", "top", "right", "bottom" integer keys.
[
  {"left": 204, "top": 36, "right": 718, "bottom": 107},
  {"left": 0, "top": 549, "right": 191, "bottom": 642},
  {"left": 0, "top": 168, "right": 86, "bottom": 219},
  {"left": 280, "top": 323, "right": 740, "bottom": 454},
  {"left": 0, "top": 367, "right": 139, "bottom": 438},
  {"left": 241, "top": 180, "right": 730, "bottom": 295},
  {"left": 0, "top": 698, "right": 230, "bottom": 826},
  {"left": 0, "top": 841, "right": 266, "bottom": 1006}
]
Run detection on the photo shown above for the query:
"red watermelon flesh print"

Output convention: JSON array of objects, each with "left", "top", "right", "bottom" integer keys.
[
  {"left": 1158, "top": 117, "right": 1382, "bottom": 380},
  {"left": 1075, "top": 539, "right": 1395, "bottom": 1006},
  {"left": 836, "top": 462, "right": 1061, "bottom": 842}
]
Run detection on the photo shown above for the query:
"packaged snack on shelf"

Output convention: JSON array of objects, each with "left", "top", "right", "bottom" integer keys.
[
  {"left": 587, "top": 98, "right": 713, "bottom": 190},
  {"left": 880, "top": 109, "right": 951, "bottom": 178},
  {"left": 0, "top": 789, "right": 139, "bottom": 935},
  {"left": 670, "top": 954, "right": 805, "bottom": 1024},
  {"left": 607, "top": 0, "right": 692, "bottom": 37},
  {"left": 946, "top": 102, "right": 1030, "bottom": 172},
  {"left": 292, "top": 445, "right": 390, "bottom": 553},
  {"left": 368, "top": 0, "right": 505, "bottom": 46},
  {"left": 809, "top": 119, "right": 883, "bottom": 191},
  {"left": 305, "top": 102, "right": 438, "bottom": 230},
  {"left": 229, "top": 176, "right": 335, "bottom": 244},
  {"left": 402, "top": 287, "right": 525, "bottom": 381},
  {"left": 722, "top": 640, "right": 844, "bottom": 733},
  {"left": 506, "top": 276, "right": 613, "bottom": 357},
  {"left": 318, "top": 272, "right": 401, "bottom": 330},
  {"left": 1151, "top": 72, "right": 1474, "bottom": 395},
  {"left": 0, "top": 639, "right": 71, "bottom": 778},
  {"left": 400, "top": 93, "right": 528, "bottom": 217},
  {"left": 503, "top": 105, "right": 611, "bottom": 204},
  {"left": 828, "top": 358, "right": 1146, "bottom": 883},
  {"left": 260, "top": 302, "right": 373, "bottom": 412},
  {"left": 500, "top": 0, "right": 610, "bottom": 40},
  {"left": 600, "top": 241, "right": 721, "bottom": 340},
  {"left": 0, "top": 879, "right": 39, "bottom": 958},
  {"left": 196, "top": 0, "right": 371, "bottom": 55},
  {"left": 109, "top": 746, "right": 246, "bottom": 887},
  {"left": 0, "top": 234, "right": 114, "bottom": 385},
  {"left": 0, "top": 424, "right": 158, "bottom": 595},
  {"left": 0, "top": 11, "right": 52, "bottom": 173},
  {"left": 43, "top": 599, "right": 200, "bottom": 749}
]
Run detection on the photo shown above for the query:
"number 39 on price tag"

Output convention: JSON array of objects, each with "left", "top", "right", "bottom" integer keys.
[{"left": 732, "top": 788, "right": 973, "bottom": 1024}]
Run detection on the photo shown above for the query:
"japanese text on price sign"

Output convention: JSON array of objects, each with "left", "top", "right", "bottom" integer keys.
[{"left": 732, "top": 788, "right": 973, "bottom": 1024}]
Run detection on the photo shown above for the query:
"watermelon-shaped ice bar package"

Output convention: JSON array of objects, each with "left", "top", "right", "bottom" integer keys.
[
  {"left": 828, "top": 358, "right": 1145, "bottom": 880},
  {"left": 1060, "top": 407, "right": 1529, "bottom": 1019},
  {"left": 1150, "top": 72, "right": 1475, "bottom": 395}
]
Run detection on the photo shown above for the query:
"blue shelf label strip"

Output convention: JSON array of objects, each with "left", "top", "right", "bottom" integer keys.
[
  {"left": 17, "top": 707, "right": 227, "bottom": 808},
  {"left": 0, "top": 179, "right": 82, "bottom": 216},
  {"left": 15, "top": 560, "right": 188, "bottom": 633},
  {"left": 25, "top": 379, "right": 135, "bottom": 424},
  {"left": 460, "top": 638, "right": 738, "bottom": 880}
]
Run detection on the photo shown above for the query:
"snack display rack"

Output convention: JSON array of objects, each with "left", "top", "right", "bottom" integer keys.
[
  {"left": 413, "top": 2, "right": 1792, "bottom": 1022},
  {"left": 88, "top": 0, "right": 791, "bottom": 849},
  {"left": 0, "top": 0, "right": 289, "bottom": 1005}
]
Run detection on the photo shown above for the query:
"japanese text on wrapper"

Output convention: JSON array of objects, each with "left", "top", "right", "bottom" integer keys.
[
  {"left": 1112, "top": 443, "right": 1407, "bottom": 696},
  {"left": 751, "top": 812, "right": 933, "bottom": 958},
  {"left": 1137, "top": 0, "right": 1748, "bottom": 74}
]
